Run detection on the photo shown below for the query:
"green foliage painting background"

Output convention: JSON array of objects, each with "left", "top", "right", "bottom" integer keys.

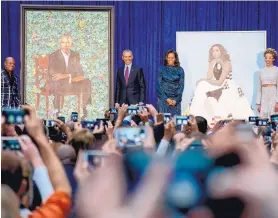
[{"left": 25, "top": 10, "right": 110, "bottom": 120}]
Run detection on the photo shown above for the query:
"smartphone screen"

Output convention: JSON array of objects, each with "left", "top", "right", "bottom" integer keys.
[
  {"left": 96, "top": 118, "right": 109, "bottom": 127},
  {"left": 248, "top": 116, "right": 258, "bottom": 123},
  {"left": 2, "top": 108, "right": 29, "bottom": 124},
  {"left": 255, "top": 118, "right": 268, "bottom": 126},
  {"left": 83, "top": 150, "right": 107, "bottom": 168},
  {"left": 81, "top": 120, "right": 96, "bottom": 131},
  {"left": 109, "top": 107, "right": 118, "bottom": 114},
  {"left": 271, "top": 114, "right": 278, "bottom": 123},
  {"left": 57, "top": 116, "right": 66, "bottom": 123},
  {"left": 127, "top": 107, "right": 139, "bottom": 115},
  {"left": 174, "top": 116, "right": 190, "bottom": 125},
  {"left": 71, "top": 112, "right": 78, "bottom": 122},
  {"left": 271, "top": 115, "right": 278, "bottom": 130},
  {"left": 45, "top": 120, "right": 56, "bottom": 127},
  {"left": 2, "top": 137, "right": 21, "bottom": 151},
  {"left": 138, "top": 105, "right": 148, "bottom": 112},
  {"left": 114, "top": 127, "right": 147, "bottom": 148},
  {"left": 164, "top": 113, "right": 171, "bottom": 123}
]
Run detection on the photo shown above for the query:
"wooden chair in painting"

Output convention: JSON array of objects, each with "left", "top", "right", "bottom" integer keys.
[
  {"left": 34, "top": 55, "right": 81, "bottom": 117},
  {"left": 34, "top": 55, "right": 51, "bottom": 117}
]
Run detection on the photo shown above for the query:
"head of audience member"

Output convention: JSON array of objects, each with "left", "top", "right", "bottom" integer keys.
[
  {"left": 66, "top": 120, "right": 75, "bottom": 132},
  {"left": 60, "top": 33, "right": 73, "bottom": 54},
  {"left": 122, "top": 50, "right": 133, "bottom": 66},
  {"left": 56, "top": 144, "right": 76, "bottom": 165},
  {"left": 1, "top": 184, "right": 20, "bottom": 218},
  {"left": 164, "top": 49, "right": 180, "bottom": 67},
  {"left": 2, "top": 123, "right": 17, "bottom": 136},
  {"left": 209, "top": 44, "right": 230, "bottom": 62},
  {"left": 52, "top": 142, "right": 64, "bottom": 152},
  {"left": 131, "top": 114, "right": 142, "bottom": 125},
  {"left": 1, "top": 151, "right": 33, "bottom": 209},
  {"left": 195, "top": 116, "right": 208, "bottom": 134},
  {"left": 69, "top": 129, "right": 96, "bottom": 156},
  {"left": 4, "top": 57, "right": 16, "bottom": 73},
  {"left": 264, "top": 48, "right": 277, "bottom": 67}
]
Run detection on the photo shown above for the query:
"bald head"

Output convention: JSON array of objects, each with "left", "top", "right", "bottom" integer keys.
[{"left": 4, "top": 57, "right": 15, "bottom": 73}]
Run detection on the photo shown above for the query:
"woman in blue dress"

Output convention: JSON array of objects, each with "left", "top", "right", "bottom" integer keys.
[{"left": 157, "top": 50, "right": 185, "bottom": 115}]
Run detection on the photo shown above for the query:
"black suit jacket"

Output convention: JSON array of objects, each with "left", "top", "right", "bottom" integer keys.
[
  {"left": 48, "top": 49, "right": 84, "bottom": 92},
  {"left": 115, "top": 65, "right": 146, "bottom": 105}
]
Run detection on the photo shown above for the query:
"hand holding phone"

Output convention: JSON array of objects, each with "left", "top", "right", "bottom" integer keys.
[
  {"left": 2, "top": 137, "right": 21, "bottom": 151},
  {"left": 138, "top": 105, "right": 148, "bottom": 112},
  {"left": 270, "top": 115, "right": 278, "bottom": 130},
  {"left": 114, "top": 127, "right": 148, "bottom": 148},
  {"left": 255, "top": 118, "right": 268, "bottom": 126},
  {"left": 81, "top": 120, "right": 96, "bottom": 131},
  {"left": 109, "top": 107, "right": 118, "bottom": 114},
  {"left": 2, "top": 108, "right": 29, "bottom": 124},
  {"left": 127, "top": 106, "right": 139, "bottom": 115},
  {"left": 45, "top": 120, "right": 56, "bottom": 127},
  {"left": 248, "top": 116, "right": 258, "bottom": 123},
  {"left": 174, "top": 116, "right": 191, "bottom": 126},
  {"left": 164, "top": 113, "right": 171, "bottom": 123},
  {"left": 57, "top": 116, "right": 66, "bottom": 123},
  {"left": 96, "top": 118, "right": 109, "bottom": 127}
]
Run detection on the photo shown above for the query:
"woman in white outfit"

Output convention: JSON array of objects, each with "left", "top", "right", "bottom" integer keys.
[
  {"left": 256, "top": 48, "right": 278, "bottom": 118},
  {"left": 190, "top": 44, "right": 254, "bottom": 122}
]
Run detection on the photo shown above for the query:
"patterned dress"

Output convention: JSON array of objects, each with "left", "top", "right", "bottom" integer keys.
[
  {"left": 157, "top": 66, "right": 185, "bottom": 116},
  {"left": 256, "top": 66, "right": 278, "bottom": 118},
  {"left": 190, "top": 61, "right": 254, "bottom": 122}
]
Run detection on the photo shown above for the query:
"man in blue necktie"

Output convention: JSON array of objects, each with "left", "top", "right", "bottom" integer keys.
[{"left": 115, "top": 50, "right": 146, "bottom": 105}]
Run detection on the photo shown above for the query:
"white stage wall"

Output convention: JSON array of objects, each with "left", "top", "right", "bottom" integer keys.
[{"left": 177, "top": 31, "right": 266, "bottom": 114}]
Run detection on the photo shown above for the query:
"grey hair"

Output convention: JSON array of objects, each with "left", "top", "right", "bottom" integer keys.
[
  {"left": 60, "top": 33, "right": 72, "bottom": 42},
  {"left": 122, "top": 50, "right": 133, "bottom": 56}
]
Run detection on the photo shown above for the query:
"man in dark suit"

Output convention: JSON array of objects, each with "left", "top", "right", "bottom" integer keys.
[
  {"left": 48, "top": 34, "right": 91, "bottom": 118},
  {"left": 115, "top": 50, "right": 146, "bottom": 105},
  {"left": 1, "top": 57, "right": 20, "bottom": 108}
]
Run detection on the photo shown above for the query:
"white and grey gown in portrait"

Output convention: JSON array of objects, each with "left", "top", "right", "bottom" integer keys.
[
  {"left": 256, "top": 66, "right": 278, "bottom": 118},
  {"left": 190, "top": 61, "right": 254, "bottom": 122}
]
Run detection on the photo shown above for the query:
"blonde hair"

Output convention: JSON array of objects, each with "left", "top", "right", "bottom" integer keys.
[
  {"left": 69, "top": 129, "right": 96, "bottom": 155},
  {"left": 264, "top": 48, "right": 277, "bottom": 60}
]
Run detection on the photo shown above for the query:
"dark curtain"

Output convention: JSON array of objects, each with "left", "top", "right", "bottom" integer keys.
[{"left": 1, "top": 1, "right": 278, "bottom": 107}]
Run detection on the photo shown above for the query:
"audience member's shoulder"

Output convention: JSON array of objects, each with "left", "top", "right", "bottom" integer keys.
[{"left": 1, "top": 69, "right": 5, "bottom": 75}]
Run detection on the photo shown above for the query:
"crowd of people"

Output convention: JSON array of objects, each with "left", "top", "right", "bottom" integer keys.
[
  {"left": 1, "top": 33, "right": 278, "bottom": 217},
  {"left": 2, "top": 102, "right": 278, "bottom": 218}
]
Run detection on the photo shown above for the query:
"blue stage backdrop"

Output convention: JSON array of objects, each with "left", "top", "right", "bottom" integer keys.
[{"left": 2, "top": 1, "right": 278, "bottom": 108}]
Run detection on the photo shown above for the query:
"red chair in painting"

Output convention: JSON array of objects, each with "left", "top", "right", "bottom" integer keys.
[{"left": 34, "top": 55, "right": 81, "bottom": 117}]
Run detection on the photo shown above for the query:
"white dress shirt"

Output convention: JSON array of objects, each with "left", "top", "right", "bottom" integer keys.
[
  {"left": 61, "top": 50, "right": 72, "bottom": 83},
  {"left": 124, "top": 63, "right": 132, "bottom": 77}
]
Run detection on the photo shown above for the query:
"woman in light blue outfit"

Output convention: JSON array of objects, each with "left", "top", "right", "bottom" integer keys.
[
  {"left": 256, "top": 48, "right": 278, "bottom": 118},
  {"left": 157, "top": 50, "right": 185, "bottom": 116}
]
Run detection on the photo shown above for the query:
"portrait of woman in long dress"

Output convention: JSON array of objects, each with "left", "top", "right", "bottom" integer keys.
[{"left": 190, "top": 44, "right": 254, "bottom": 122}]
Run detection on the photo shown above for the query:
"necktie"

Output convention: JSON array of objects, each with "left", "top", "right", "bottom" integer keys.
[{"left": 124, "top": 66, "right": 129, "bottom": 85}]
